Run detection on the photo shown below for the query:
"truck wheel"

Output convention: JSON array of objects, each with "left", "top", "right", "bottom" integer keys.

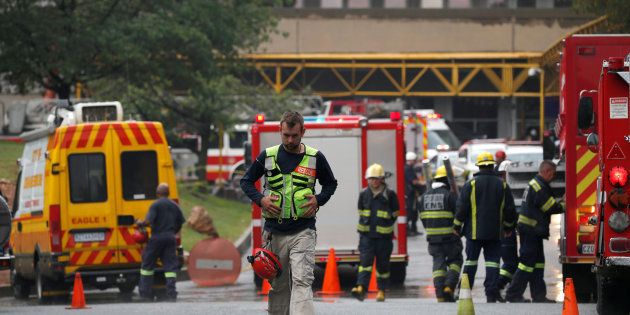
[
  {"left": 35, "top": 262, "right": 66, "bottom": 304},
  {"left": 10, "top": 267, "right": 31, "bottom": 299},
  {"left": 390, "top": 262, "right": 407, "bottom": 287},
  {"left": 596, "top": 271, "right": 629, "bottom": 315}
]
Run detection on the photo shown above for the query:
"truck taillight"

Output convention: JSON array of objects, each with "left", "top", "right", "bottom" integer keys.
[
  {"left": 609, "top": 237, "right": 630, "bottom": 253},
  {"left": 609, "top": 166, "right": 629, "bottom": 187},
  {"left": 49, "top": 204, "right": 62, "bottom": 252}
]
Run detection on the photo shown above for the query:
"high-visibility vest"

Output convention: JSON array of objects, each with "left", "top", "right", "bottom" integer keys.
[{"left": 263, "top": 144, "right": 318, "bottom": 221}]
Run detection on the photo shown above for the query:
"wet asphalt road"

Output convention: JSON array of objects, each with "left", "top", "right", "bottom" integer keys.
[{"left": 0, "top": 216, "right": 598, "bottom": 314}]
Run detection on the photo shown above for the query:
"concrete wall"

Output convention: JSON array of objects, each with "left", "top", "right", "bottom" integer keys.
[{"left": 259, "top": 9, "right": 592, "bottom": 53}]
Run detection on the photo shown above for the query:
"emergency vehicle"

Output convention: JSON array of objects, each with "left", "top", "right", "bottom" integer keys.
[
  {"left": 205, "top": 124, "right": 249, "bottom": 182},
  {"left": 555, "top": 35, "right": 630, "bottom": 302},
  {"left": 577, "top": 55, "right": 630, "bottom": 314},
  {"left": 249, "top": 113, "right": 408, "bottom": 287},
  {"left": 9, "top": 101, "right": 183, "bottom": 302}
]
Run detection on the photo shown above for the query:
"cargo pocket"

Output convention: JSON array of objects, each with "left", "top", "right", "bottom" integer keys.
[
  {"left": 293, "top": 188, "right": 314, "bottom": 218},
  {"left": 263, "top": 190, "right": 282, "bottom": 218}
]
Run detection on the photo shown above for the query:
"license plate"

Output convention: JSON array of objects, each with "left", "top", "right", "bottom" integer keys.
[
  {"left": 96, "top": 276, "right": 107, "bottom": 283},
  {"left": 582, "top": 244, "right": 595, "bottom": 254},
  {"left": 74, "top": 232, "right": 105, "bottom": 243}
]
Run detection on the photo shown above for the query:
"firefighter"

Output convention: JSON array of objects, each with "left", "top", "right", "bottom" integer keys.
[
  {"left": 494, "top": 150, "right": 506, "bottom": 172},
  {"left": 405, "top": 151, "right": 424, "bottom": 236},
  {"left": 454, "top": 152, "right": 517, "bottom": 303},
  {"left": 506, "top": 160, "right": 564, "bottom": 303},
  {"left": 137, "top": 183, "right": 185, "bottom": 302},
  {"left": 418, "top": 166, "right": 462, "bottom": 302},
  {"left": 240, "top": 111, "right": 338, "bottom": 315},
  {"left": 495, "top": 160, "right": 519, "bottom": 291},
  {"left": 351, "top": 163, "right": 399, "bottom": 303}
]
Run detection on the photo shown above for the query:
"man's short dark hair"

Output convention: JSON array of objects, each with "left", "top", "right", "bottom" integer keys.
[
  {"left": 280, "top": 111, "right": 304, "bottom": 129},
  {"left": 479, "top": 164, "right": 495, "bottom": 171},
  {"left": 539, "top": 160, "right": 556, "bottom": 173}
]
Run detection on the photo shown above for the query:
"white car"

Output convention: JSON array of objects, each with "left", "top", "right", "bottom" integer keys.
[{"left": 458, "top": 140, "right": 508, "bottom": 178}]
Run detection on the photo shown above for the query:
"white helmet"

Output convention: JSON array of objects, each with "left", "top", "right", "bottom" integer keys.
[
  {"left": 406, "top": 151, "right": 417, "bottom": 161},
  {"left": 365, "top": 163, "right": 385, "bottom": 179},
  {"left": 497, "top": 160, "right": 511, "bottom": 173}
]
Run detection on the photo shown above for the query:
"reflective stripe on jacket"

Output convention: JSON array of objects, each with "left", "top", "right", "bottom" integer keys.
[
  {"left": 263, "top": 144, "right": 318, "bottom": 220},
  {"left": 454, "top": 170, "right": 517, "bottom": 240},
  {"left": 357, "top": 186, "right": 400, "bottom": 238},
  {"left": 517, "top": 174, "right": 564, "bottom": 238},
  {"left": 418, "top": 183, "right": 459, "bottom": 243}
]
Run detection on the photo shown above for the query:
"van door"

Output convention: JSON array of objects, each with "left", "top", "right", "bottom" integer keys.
[
  {"left": 63, "top": 124, "right": 120, "bottom": 267},
  {"left": 111, "top": 122, "right": 167, "bottom": 265}
]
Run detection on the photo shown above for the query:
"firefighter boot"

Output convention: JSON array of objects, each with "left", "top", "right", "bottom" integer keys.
[
  {"left": 376, "top": 290, "right": 385, "bottom": 302},
  {"left": 351, "top": 285, "right": 366, "bottom": 302},
  {"left": 443, "top": 286, "right": 455, "bottom": 302}
]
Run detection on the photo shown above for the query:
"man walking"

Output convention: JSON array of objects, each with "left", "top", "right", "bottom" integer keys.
[
  {"left": 506, "top": 160, "right": 564, "bottom": 303},
  {"left": 240, "top": 111, "right": 338, "bottom": 315},
  {"left": 404, "top": 151, "right": 424, "bottom": 236},
  {"left": 138, "top": 183, "right": 185, "bottom": 301},
  {"left": 351, "top": 163, "right": 399, "bottom": 302},
  {"left": 419, "top": 166, "right": 462, "bottom": 302},
  {"left": 454, "top": 152, "right": 517, "bottom": 303}
]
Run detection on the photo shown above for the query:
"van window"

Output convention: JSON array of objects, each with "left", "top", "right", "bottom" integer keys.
[
  {"left": 121, "top": 151, "right": 158, "bottom": 200},
  {"left": 230, "top": 131, "right": 248, "bottom": 149},
  {"left": 68, "top": 153, "right": 107, "bottom": 203}
]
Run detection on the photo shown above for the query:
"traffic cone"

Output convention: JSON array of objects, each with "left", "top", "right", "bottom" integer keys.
[
  {"left": 562, "top": 278, "right": 579, "bottom": 315},
  {"left": 259, "top": 279, "right": 271, "bottom": 295},
  {"left": 320, "top": 248, "right": 342, "bottom": 294},
  {"left": 456, "top": 274, "right": 475, "bottom": 315},
  {"left": 67, "top": 272, "right": 89, "bottom": 309},
  {"left": 368, "top": 261, "right": 378, "bottom": 293}
]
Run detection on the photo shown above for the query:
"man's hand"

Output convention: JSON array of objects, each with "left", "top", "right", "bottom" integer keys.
[
  {"left": 503, "top": 229, "right": 513, "bottom": 238},
  {"left": 136, "top": 219, "right": 147, "bottom": 227},
  {"left": 300, "top": 194, "right": 319, "bottom": 218},
  {"left": 453, "top": 229, "right": 460, "bottom": 237},
  {"left": 261, "top": 195, "right": 282, "bottom": 217}
]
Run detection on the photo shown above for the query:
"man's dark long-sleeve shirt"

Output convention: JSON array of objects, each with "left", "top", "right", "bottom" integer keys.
[
  {"left": 146, "top": 197, "right": 185, "bottom": 236},
  {"left": 240, "top": 144, "right": 338, "bottom": 234}
]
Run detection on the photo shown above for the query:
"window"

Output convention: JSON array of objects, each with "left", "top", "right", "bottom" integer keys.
[
  {"left": 69, "top": 154, "right": 107, "bottom": 203},
  {"left": 230, "top": 131, "right": 248, "bottom": 149},
  {"left": 121, "top": 151, "right": 158, "bottom": 201}
]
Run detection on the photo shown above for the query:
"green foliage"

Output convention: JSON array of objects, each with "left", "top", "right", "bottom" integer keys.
[
  {"left": 0, "top": 0, "right": 279, "bottom": 97},
  {"left": 573, "top": 0, "right": 630, "bottom": 32},
  {"left": 0, "top": 141, "right": 23, "bottom": 182}
]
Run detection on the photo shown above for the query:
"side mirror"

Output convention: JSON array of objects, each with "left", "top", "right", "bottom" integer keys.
[
  {"left": 586, "top": 133, "right": 599, "bottom": 153},
  {"left": 577, "top": 96, "right": 594, "bottom": 130}
]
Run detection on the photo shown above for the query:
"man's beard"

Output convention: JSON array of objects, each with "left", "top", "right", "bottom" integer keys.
[{"left": 284, "top": 143, "right": 299, "bottom": 151}]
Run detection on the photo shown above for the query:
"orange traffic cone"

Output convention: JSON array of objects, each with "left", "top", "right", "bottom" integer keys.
[
  {"left": 67, "top": 272, "right": 89, "bottom": 309},
  {"left": 320, "top": 248, "right": 342, "bottom": 294},
  {"left": 368, "top": 261, "right": 378, "bottom": 293},
  {"left": 260, "top": 279, "right": 271, "bottom": 295},
  {"left": 562, "top": 278, "right": 579, "bottom": 315}
]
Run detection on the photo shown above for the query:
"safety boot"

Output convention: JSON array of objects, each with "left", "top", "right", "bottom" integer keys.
[
  {"left": 351, "top": 285, "right": 366, "bottom": 302},
  {"left": 443, "top": 286, "right": 455, "bottom": 302},
  {"left": 376, "top": 290, "right": 385, "bottom": 302}
]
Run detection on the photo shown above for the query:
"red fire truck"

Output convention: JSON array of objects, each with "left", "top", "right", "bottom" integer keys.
[
  {"left": 249, "top": 113, "right": 408, "bottom": 287},
  {"left": 555, "top": 35, "right": 630, "bottom": 302},
  {"left": 578, "top": 55, "right": 630, "bottom": 314}
]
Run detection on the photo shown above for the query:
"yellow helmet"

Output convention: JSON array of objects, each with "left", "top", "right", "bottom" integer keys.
[
  {"left": 475, "top": 151, "right": 496, "bottom": 166},
  {"left": 365, "top": 163, "right": 385, "bottom": 179},
  {"left": 434, "top": 166, "right": 447, "bottom": 179}
]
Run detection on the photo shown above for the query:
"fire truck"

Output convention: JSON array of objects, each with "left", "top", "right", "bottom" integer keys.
[
  {"left": 249, "top": 113, "right": 408, "bottom": 287},
  {"left": 577, "top": 55, "right": 630, "bottom": 314},
  {"left": 555, "top": 35, "right": 630, "bottom": 302}
]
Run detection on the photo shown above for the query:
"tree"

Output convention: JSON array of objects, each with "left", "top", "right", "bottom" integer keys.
[
  {"left": 574, "top": 0, "right": 630, "bottom": 32},
  {"left": 0, "top": 0, "right": 291, "bottom": 180}
]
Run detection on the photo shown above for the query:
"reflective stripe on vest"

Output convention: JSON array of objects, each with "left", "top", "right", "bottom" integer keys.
[
  {"left": 541, "top": 197, "right": 556, "bottom": 212},
  {"left": 426, "top": 227, "right": 454, "bottom": 236},
  {"left": 263, "top": 144, "right": 318, "bottom": 220},
  {"left": 518, "top": 214, "right": 537, "bottom": 227},
  {"left": 420, "top": 211, "right": 454, "bottom": 219}
]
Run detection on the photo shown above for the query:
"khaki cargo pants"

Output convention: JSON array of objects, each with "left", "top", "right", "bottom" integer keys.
[{"left": 264, "top": 228, "right": 316, "bottom": 315}]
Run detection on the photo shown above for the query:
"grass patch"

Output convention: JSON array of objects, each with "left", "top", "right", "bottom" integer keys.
[
  {"left": 0, "top": 141, "right": 23, "bottom": 181},
  {"left": 177, "top": 182, "right": 251, "bottom": 251}
]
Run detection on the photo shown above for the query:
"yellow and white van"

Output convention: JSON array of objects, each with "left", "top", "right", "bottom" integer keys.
[{"left": 10, "top": 102, "right": 182, "bottom": 302}]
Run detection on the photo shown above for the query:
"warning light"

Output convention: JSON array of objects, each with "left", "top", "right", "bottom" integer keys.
[
  {"left": 609, "top": 166, "right": 629, "bottom": 187},
  {"left": 255, "top": 114, "right": 265, "bottom": 124},
  {"left": 390, "top": 111, "right": 401, "bottom": 121}
]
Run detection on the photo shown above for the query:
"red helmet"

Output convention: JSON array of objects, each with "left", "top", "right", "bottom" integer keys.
[
  {"left": 495, "top": 150, "right": 506, "bottom": 160},
  {"left": 131, "top": 228, "right": 148, "bottom": 244},
  {"left": 247, "top": 248, "right": 282, "bottom": 280}
]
